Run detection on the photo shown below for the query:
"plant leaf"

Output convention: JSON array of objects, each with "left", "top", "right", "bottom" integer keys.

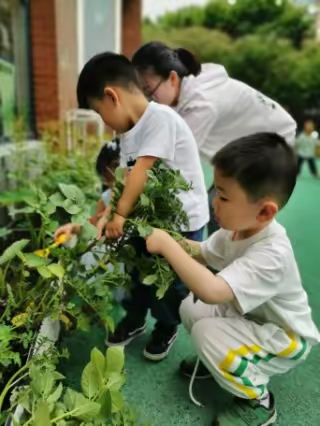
[
  {"left": 105, "top": 346, "right": 124, "bottom": 377},
  {"left": 81, "top": 362, "right": 100, "bottom": 399},
  {"left": 47, "top": 382, "right": 63, "bottom": 404},
  {"left": 49, "top": 192, "right": 65, "bottom": 207},
  {"left": 59, "top": 183, "right": 85, "bottom": 205},
  {"left": 137, "top": 224, "right": 153, "bottom": 238},
  {"left": 106, "top": 372, "right": 126, "bottom": 391},
  {"left": 110, "top": 390, "right": 124, "bottom": 413},
  {"left": 24, "top": 253, "right": 48, "bottom": 268},
  {"left": 62, "top": 199, "right": 81, "bottom": 215},
  {"left": 44, "top": 202, "right": 56, "bottom": 215},
  {"left": 47, "top": 263, "right": 65, "bottom": 279},
  {"left": 140, "top": 193, "right": 150, "bottom": 206},
  {"left": 81, "top": 223, "right": 97, "bottom": 241},
  {"left": 91, "top": 347, "right": 105, "bottom": 379},
  {"left": 142, "top": 274, "right": 158, "bottom": 285},
  {"left": 0, "top": 239, "right": 29, "bottom": 265},
  {"left": 37, "top": 265, "right": 53, "bottom": 279},
  {"left": 33, "top": 400, "right": 51, "bottom": 426},
  {"left": 96, "top": 391, "right": 112, "bottom": 421}
]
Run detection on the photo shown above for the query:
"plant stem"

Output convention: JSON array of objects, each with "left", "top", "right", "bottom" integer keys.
[{"left": 0, "top": 364, "right": 29, "bottom": 411}]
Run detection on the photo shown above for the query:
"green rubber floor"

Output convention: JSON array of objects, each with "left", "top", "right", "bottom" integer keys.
[{"left": 59, "top": 162, "right": 320, "bottom": 426}]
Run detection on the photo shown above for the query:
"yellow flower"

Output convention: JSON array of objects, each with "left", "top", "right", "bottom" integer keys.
[
  {"left": 33, "top": 233, "right": 68, "bottom": 259},
  {"left": 59, "top": 313, "right": 72, "bottom": 330},
  {"left": 55, "top": 233, "right": 68, "bottom": 245},
  {"left": 11, "top": 312, "right": 28, "bottom": 327},
  {"left": 34, "top": 248, "right": 50, "bottom": 258}
]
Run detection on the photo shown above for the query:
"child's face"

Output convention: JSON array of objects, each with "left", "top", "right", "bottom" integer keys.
[
  {"left": 102, "top": 162, "right": 118, "bottom": 188},
  {"left": 212, "top": 168, "right": 278, "bottom": 232},
  {"left": 89, "top": 88, "right": 131, "bottom": 133},
  {"left": 304, "top": 120, "right": 315, "bottom": 135}
]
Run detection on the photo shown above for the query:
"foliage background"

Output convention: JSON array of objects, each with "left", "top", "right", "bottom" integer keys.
[{"left": 143, "top": 0, "right": 320, "bottom": 128}]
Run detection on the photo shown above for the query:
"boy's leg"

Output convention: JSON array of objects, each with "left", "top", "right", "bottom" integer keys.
[
  {"left": 308, "top": 157, "right": 318, "bottom": 177},
  {"left": 188, "top": 313, "right": 310, "bottom": 425},
  {"left": 106, "top": 237, "right": 151, "bottom": 346},
  {"left": 143, "top": 227, "right": 205, "bottom": 361},
  {"left": 297, "top": 156, "right": 304, "bottom": 175}
]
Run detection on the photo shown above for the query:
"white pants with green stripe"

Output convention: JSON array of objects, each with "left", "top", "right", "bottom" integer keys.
[{"left": 180, "top": 294, "right": 310, "bottom": 400}]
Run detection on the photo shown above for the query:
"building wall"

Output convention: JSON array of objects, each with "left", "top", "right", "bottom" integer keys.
[
  {"left": 29, "top": 0, "right": 59, "bottom": 127},
  {"left": 55, "top": 0, "right": 78, "bottom": 120},
  {"left": 29, "top": 0, "right": 141, "bottom": 131},
  {"left": 122, "top": 0, "right": 142, "bottom": 58}
]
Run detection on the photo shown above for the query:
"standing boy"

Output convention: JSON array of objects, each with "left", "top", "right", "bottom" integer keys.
[
  {"left": 55, "top": 52, "right": 209, "bottom": 361},
  {"left": 295, "top": 119, "right": 319, "bottom": 178}
]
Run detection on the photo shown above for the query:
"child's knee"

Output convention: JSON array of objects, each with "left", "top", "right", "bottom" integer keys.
[{"left": 179, "top": 294, "right": 195, "bottom": 332}]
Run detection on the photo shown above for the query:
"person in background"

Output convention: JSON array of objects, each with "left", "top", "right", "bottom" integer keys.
[
  {"left": 145, "top": 133, "right": 320, "bottom": 426},
  {"left": 132, "top": 41, "right": 297, "bottom": 234},
  {"left": 55, "top": 52, "right": 209, "bottom": 361},
  {"left": 295, "top": 119, "right": 319, "bottom": 178},
  {"left": 90, "top": 138, "right": 120, "bottom": 226}
]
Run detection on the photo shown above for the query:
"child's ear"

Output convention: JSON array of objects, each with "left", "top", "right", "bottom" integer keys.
[
  {"left": 257, "top": 200, "right": 278, "bottom": 223},
  {"left": 104, "top": 87, "right": 120, "bottom": 105}
]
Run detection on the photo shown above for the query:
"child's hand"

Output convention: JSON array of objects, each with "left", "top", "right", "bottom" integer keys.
[
  {"left": 145, "top": 229, "right": 169, "bottom": 255},
  {"left": 96, "top": 207, "right": 111, "bottom": 239},
  {"left": 106, "top": 213, "right": 125, "bottom": 239},
  {"left": 54, "top": 223, "right": 80, "bottom": 242}
]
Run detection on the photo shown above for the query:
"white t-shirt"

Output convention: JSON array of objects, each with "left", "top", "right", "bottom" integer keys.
[
  {"left": 295, "top": 132, "right": 319, "bottom": 158},
  {"left": 200, "top": 221, "right": 320, "bottom": 344},
  {"left": 174, "top": 64, "right": 297, "bottom": 162},
  {"left": 119, "top": 102, "right": 209, "bottom": 231}
]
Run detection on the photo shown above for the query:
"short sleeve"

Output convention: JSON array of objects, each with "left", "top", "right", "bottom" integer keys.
[
  {"left": 200, "top": 229, "right": 227, "bottom": 271},
  {"left": 218, "top": 246, "right": 285, "bottom": 314},
  {"left": 137, "top": 111, "right": 176, "bottom": 161}
]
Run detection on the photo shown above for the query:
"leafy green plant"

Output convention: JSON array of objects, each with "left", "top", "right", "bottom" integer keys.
[{"left": 5, "top": 346, "right": 149, "bottom": 426}]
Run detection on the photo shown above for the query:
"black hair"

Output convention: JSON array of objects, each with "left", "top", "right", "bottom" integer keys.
[
  {"left": 212, "top": 133, "right": 297, "bottom": 209},
  {"left": 77, "top": 52, "right": 140, "bottom": 109},
  {"left": 132, "top": 41, "right": 201, "bottom": 80},
  {"left": 96, "top": 138, "right": 120, "bottom": 183}
]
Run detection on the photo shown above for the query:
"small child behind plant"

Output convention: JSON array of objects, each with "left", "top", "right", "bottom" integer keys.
[{"left": 90, "top": 139, "right": 120, "bottom": 226}]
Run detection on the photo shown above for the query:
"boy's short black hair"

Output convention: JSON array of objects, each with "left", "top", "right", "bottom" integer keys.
[
  {"left": 77, "top": 52, "right": 140, "bottom": 109},
  {"left": 96, "top": 138, "right": 120, "bottom": 178},
  {"left": 212, "top": 133, "right": 297, "bottom": 208}
]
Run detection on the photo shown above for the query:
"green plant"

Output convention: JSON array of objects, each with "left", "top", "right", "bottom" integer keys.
[{"left": 5, "top": 346, "right": 149, "bottom": 426}]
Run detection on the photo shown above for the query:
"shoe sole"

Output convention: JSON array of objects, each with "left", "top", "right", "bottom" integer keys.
[
  {"left": 143, "top": 332, "right": 178, "bottom": 362},
  {"left": 105, "top": 324, "right": 147, "bottom": 347},
  {"left": 261, "top": 409, "right": 277, "bottom": 426}
]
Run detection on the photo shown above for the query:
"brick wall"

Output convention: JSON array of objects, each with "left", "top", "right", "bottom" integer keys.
[
  {"left": 29, "top": 0, "right": 59, "bottom": 128},
  {"left": 122, "top": 0, "right": 142, "bottom": 58}
]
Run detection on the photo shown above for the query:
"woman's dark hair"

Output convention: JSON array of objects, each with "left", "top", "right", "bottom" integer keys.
[
  {"left": 212, "top": 133, "right": 298, "bottom": 209},
  {"left": 132, "top": 41, "right": 201, "bottom": 80}
]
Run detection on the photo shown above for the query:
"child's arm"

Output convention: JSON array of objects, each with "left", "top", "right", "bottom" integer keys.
[
  {"left": 180, "top": 239, "right": 206, "bottom": 264},
  {"left": 90, "top": 198, "right": 106, "bottom": 226},
  {"left": 101, "top": 156, "right": 157, "bottom": 239},
  {"left": 146, "top": 229, "right": 234, "bottom": 304}
]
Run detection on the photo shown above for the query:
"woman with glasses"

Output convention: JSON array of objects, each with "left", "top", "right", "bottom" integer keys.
[{"left": 132, "top": 41, "right": 297, "bottom": 234}]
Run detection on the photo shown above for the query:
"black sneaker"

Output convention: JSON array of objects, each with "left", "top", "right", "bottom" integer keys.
[
  {"left": 105, "top": 316, "right": 147, "bottom": 346},
  {"left": 180, "top": 356, "right": 212, "bottom": 379},
  {"left": 143, "top": 324, "right": 178, "bottom": 361}
]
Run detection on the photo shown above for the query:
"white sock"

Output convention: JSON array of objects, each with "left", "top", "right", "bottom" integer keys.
[{"left": 259, "top": 393, "right": 270, "bottom": 409}]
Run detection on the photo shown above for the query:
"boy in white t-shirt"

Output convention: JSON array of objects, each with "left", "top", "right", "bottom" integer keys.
[
  {"left": 145, "top": 133, "right": 320, "bottom": 425},
  {"left": 55, "top": 52, "right": 209, "bottom": 361}
]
